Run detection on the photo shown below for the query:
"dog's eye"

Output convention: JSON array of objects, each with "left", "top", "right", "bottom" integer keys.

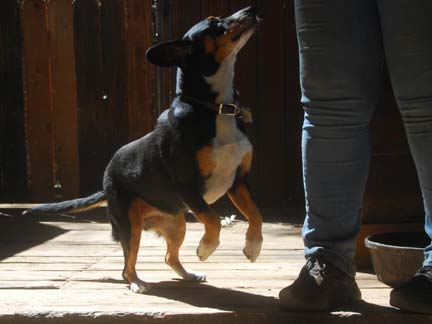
[
  {"left": 208, "top": 16, "right": 222, "bottom": 25},
  {"left": 216, "top": 22, "right": 227, "bottom": 32}
]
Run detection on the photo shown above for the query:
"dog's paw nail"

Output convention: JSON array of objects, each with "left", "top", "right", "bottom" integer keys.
[
  {"left": 243, "top": 239, "right": 262, "bottom": 263},
  {"left": 199, "top": 255, "right": 207, "bottom": 262},
  {"left": 196, "top": 239, "right": 219, "bottom": 261},
  {"left": 130, "top": 281, "right": 149, "bottom": 294},
  {"left": 196, "top": 246, "right": 209, "bottom": 261},
  {"left": 183, "top": 269, "right": 207, "bottom": 282}
]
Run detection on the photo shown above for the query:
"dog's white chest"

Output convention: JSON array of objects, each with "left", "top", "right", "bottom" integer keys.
[{"left": 203, "top": 115, "right": 252, "bottom": 204}]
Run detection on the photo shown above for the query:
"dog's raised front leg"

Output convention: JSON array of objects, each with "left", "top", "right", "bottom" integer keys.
[
  {"left": 194, "top": 208, "right": 221, "bottom": 261},
  {"left": 227, "top": 181, "right": 263, "bottom": 262},
  {"left": 180, "top": 192, "right": 221, "bottom": 261},
  {"left": 227, "top": 153, "right": 263, "bottom": 262}
]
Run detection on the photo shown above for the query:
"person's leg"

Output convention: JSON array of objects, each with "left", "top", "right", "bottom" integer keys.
[
  {"left": 377, "top": 0, "right": 432, "bottom": 313},
  {"left": 280, "top": 0, "right": 383, "bottom": 310},
  {"left": 298, "top": 0, "right": 384, "bottom": 275}
]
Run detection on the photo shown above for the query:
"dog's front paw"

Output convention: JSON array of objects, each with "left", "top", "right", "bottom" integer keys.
[
  {"left": 130, "top": 279, "right": 151, "bottom": 294},
  {"left": 182, "top": 268, "right": 207, "bottom": 282},
  {"left": 196, "top": 238, "right": 220, "bottom": 261},
  {"left": 243, "top": 237, "right": 262, "bottom": 263}
]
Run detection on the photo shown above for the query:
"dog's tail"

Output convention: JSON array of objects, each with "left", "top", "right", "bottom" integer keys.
[{"left": 23, "top": 191, "right": 106, "bottom": 215}]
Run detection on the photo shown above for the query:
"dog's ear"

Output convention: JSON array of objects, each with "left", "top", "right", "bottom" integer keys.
[{"left": 146, "top": 40, "right": 194, "bottom": 67}]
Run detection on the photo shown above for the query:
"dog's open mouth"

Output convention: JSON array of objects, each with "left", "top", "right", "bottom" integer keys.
[
  {"left": 231, "top": 19, "right": 257, "bottom": 41},
  {"left": 230, "top": 16, "right": 259, "bottom": 42},
  {"left": 227, "top": 6, "right": 260, "bottom": 42}
]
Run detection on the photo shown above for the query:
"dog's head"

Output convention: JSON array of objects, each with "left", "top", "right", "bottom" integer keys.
[{"left": 146, "top": 6, "right": 259, "bottom": 76}]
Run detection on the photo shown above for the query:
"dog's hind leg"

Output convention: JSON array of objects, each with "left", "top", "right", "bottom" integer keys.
[
  {"left": 152, "top": 213, "right": 206, "bottom": 282},
  {"left": 117, "top": 198, "right": 148, "bottom": 293}
]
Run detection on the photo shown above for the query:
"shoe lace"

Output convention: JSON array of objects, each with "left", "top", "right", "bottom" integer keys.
[
  {"left": 418, "top": 266, "right": 432, "bottom": 274},
  {"left": 418, "top": 266, "right": 432, "bottom": 280},
  {"left": 309, "top": 258, "right": 326, "bottom": 286}
]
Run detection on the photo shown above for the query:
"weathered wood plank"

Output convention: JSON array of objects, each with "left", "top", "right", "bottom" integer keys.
[
  {"left": 0, "top": 263, "right": 89, "bottom": 271},
  {"left": 2, "top": 219, "right": 430, "bottom": 322},
  {"left": 47, "top": 0, "right": 80, "bottom": 200},
  {"left": 21, "top": 0, "right": 55, "bottom": 202},
  {"left": 74, "top": 0, "right": 130, "bottom": 196},
  {"left": 156, "top": 0, "right": 203, "bottom": 114},
  {"left": 255, "top": 0, "right": 289, "bottom": 208},
  {"left": 0, "top": 274, "right": 385, "bottom": 289},
  {"left": 124, "top": 0, "right": 158, "bottom": 140},
  {"left": 0, "top": 287, "right": 390, "bottom": 307},
  {"left": 0, "top": 281, "right": 60, "bottom": 290},
  {"left": 0, "top": 0, "right": 28, "bottom": 202},
  {"left": 201, "top": 0, "right": 231, "bottom": 17},
  {"left": 0, "top": 253, "right": 303, "bottom": 264},
  {"left": 74, "top": 0, "right": 106, "bottom": 196},
  {"left": 99, "top": 0, "right": 129, "bottom": 149},
  {"left": 157, "top": 0, "right": 179, "bottom": 111}
]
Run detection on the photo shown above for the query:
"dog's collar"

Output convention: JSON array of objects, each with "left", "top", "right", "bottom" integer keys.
[
  {"left": 178, "top": 95, "right": 253, "bottom": 123},
  {"left": 179, "top": 95, "right": 241, "bottom": 116}
]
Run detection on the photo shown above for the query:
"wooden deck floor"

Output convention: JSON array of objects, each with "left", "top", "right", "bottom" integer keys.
[{"left": 0, "top": 211, "right": 430, "bottom": 323}]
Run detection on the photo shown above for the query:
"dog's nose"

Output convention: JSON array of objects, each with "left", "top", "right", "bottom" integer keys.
[
  {"left": 244, "top": 6, "right": 258, "bottom": 16},
  {"left": 229, "top": 6, "right": 260, "bottom": 23}
]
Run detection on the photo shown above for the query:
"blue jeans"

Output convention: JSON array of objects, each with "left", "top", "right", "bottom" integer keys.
[{"left": 295, "top": 0, "right": 432, "bottom": 276}]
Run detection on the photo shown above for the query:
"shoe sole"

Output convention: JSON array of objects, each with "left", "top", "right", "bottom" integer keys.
[
  {"left": 390, "top": 290, "right": 432, "bottom": 314},
  {"left": 280, "top": 286, "right": 362, "bottom": 312}
]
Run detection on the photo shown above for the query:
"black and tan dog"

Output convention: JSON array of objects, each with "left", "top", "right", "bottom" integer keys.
[{"left": 25, "top": 6, "right": 263, "bottom": 293}]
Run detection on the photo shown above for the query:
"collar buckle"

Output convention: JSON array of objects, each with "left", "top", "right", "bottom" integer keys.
[{"left": 218, "top": 103, "right": 240, "bottom": 116}]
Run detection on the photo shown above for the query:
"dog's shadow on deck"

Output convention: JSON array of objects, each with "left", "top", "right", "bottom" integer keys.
[
  {"left": 145, "top": 280, "right": 279, "bottom": 312},
  {"left": 142, "top": 280, "right": 396, "bottom": 315},
  {"left": 84, "top": 278, "right": 396, "bottom": 314}
]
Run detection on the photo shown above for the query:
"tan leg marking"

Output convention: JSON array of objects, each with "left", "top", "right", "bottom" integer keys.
[
  {"left": 195, "top": 145, "right": 221, "bottom": 260},
  {"left": 151, "top": 213, "right": 206, "bottom": 281},
  {"left": 239, "top": 151, "right": 252, "bottom": 176},
  {"left": 124, "top": 198, "right": 206, "bottom": 287},
  {"left": 193, "top": 209, "right": 221, "bottom": 261},
  {"left": 123, "top": 198, "right": 149, "bottom": 293},
  {"left": 227, "top": 152, "right": 263, "bottom": 262},
  {"left": 196, "top": 144, "right": 216, "bottom": 178}
]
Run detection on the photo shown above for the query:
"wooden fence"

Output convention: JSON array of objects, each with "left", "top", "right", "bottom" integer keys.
[
  {"left": 0, "top": 0, "right": 422, "bottom": 220},
  {"left": 1, "top": 0, "right": 157, "bottom": 202}
]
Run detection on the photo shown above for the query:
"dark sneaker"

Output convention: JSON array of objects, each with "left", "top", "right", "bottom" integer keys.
[
  {"left": 390, "top": 266, "right": 432, "bottom": 314},
  {"left": 279, "top": 256, "right": 362, "bottom": 311}
]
